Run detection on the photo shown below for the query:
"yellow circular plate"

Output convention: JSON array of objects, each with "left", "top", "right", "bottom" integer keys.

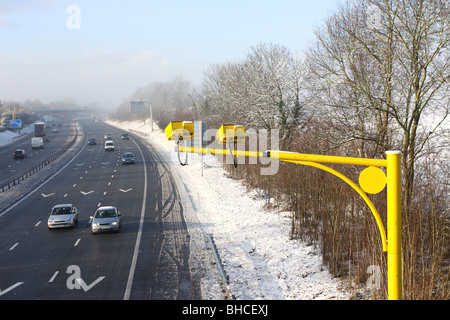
[{"left": 359, "top": 166, "right": 387, "bottom": 194}]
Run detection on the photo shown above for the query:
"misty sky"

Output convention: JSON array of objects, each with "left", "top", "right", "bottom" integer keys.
[{"left": 0, "top": 0, "right": 340, "bottom": 108}]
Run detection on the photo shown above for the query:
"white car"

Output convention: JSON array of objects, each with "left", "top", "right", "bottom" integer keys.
[
  {"left": 48, "top": 204, "right": 78, "bottom": 229},
  {"left": 105, "top": 140, "right": 114, "bottom": 151},
  {"left": 90, "top": 206, "right": 121, "bottom": 234}
]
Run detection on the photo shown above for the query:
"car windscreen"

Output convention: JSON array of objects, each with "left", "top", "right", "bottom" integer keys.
[
  {"left": 95, "top": 209, "right": 116, "bottom": 218},
  {"left": 52, "top": 207, "right": 72, "bottom": 215}
]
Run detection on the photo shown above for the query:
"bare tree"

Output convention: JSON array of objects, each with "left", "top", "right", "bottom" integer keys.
[
  {"left": 306, "top": 0, "right": 449, "bottom": 211},
  {"left": 200, "top": 43, "right": 306, "bottom": 145}
]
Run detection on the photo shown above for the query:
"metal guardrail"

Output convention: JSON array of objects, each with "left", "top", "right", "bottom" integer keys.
[
  {"left": 205, "top": 233, "right": 229, "bottom": 284},
  {"left": 205, "top": 233, "right": 233, "bottom": 299},
  {"left": 0, "top": 123, "right": 79, "bottom": 192}
]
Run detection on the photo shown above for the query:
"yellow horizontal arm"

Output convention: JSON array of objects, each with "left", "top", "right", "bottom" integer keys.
[
  {"left": 267, "top": 151, "right": 388, "bottom": 168},
  {"left": 179, "top": 146, "right": 263, "bottom": 158}
]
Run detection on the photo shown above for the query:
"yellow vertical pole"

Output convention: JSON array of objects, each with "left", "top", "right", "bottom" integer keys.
[{"left": 386, "top": 151, "right": 402, "bottom": 300}]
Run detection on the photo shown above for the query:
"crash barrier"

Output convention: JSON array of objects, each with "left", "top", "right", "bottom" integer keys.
[
  {"left": 205, "top": 233, "right": 229, "bottom": 285},
  {"left": 0, "top": 123, "right": 80, "bottom": 192},
  {"left": 205, "top": 233, "right": 233, "bottom": 299}
]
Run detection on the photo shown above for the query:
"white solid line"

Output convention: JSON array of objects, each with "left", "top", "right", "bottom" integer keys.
[
  {"left": 9, "top": 243, "right": 19, "bottom": 251},
  {"left": 49, "top": 271, "right": 59, "bottom": 282},
  {"left": 123, "top": 137, "right": 147, "bottom": 300}
]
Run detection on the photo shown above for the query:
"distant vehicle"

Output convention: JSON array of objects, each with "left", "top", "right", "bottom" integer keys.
[
  {"left": 13, "top": 149, "right": 27, "bottom": 159},
  {"left": 31, "top": 137, "right": 44, "bottom": 150},
  {"left": 52, "top": 128, "right": 59, "bottom": 133},
  {"left": 105, "top": 140, "right": 114, "bottom": 151},
  {"left": 47, "top": 204, "right": 78, "bottom": 229},
  {"left": 34, "top": 122, "right": 45, "bottom": 137},
  {"left": 90, "top": 206, "right": 121, "bottom": 234},
  {"left": 104, "top": 134, "right": 112, "bottom": 140},
  {"left": 121, "top": 133, "right": 129, "bottom": 140},
  {"left": 88, "top": 138, "right": 97, "bottom": 145},
  {"left": 122, "top": 152, "right": 135, "bottom": 165}
]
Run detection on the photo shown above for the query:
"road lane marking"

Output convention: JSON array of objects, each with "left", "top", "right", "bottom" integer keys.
[
  {"left": 41, "top": 193, "right": 55, "bottom": 198},
  {"left": 9, "top": 243, "right": 19, "bottom": 251},
  {"left": 0, "top": 282, "right": 23, "bottom": 297},
  {"left": 35, "top": 221, "right": 41, "bottom": 227},
  {"left": 124, "top": 137, "right": 147, "bottom": 300},
  {"left": 74, "top": 239, "right": 81, "bottom": 247},
  {"left": 76, "top": 277, "right": 106, "bottom": 292},
  {"left": 49, "top": 271, "right": 59, "bottom": 282}
]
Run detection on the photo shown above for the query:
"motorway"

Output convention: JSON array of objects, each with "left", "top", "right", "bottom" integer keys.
[
  {"left": 0, "top": 119, "right": 77, "bottom": 187},
  {"left": 0, "top": 117, "right": 199, "bottom": 300}
]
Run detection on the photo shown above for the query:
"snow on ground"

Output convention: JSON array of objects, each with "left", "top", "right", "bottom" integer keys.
[
  {"left": 106, "top": 119, "right": 350, "bottom": 300},
  {"left": 0, "top": 125, "right": 34, "bottom": 147}
]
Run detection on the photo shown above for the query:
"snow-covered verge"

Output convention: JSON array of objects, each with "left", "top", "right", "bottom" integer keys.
[
  {"left": 106, "top": 119, "right": 351, "bottom": 300},
  {"left": 0, "top": 125, "right": 34, "bottom": 146}
]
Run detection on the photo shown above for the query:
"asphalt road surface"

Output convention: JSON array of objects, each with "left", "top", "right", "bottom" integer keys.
[
  {"left": 0, "top": 119, "right": 77, "bottom": 187},
  {"left": 0, "top": 118, "right": 199, "bottom": 300}
]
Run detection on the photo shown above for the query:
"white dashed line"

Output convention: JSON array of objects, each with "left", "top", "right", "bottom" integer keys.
[{"left": 49, "top": 271, "right": 59, "bottom": 283}]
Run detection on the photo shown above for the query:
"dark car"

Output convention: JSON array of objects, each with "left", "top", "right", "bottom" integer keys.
[
  {"left": 104, "top": 134, "right": 112, "bottom": 140},
  {"left": 88, "top": 138, "right": 97, "bottom": 145},
  {"left": 121, "top": 133, "right": 130, "bottom": 140},
  {"left": 122, "top": 152, "right": 135, "bottom": 165},
  {"left": 13, "top": 149, "right": 27, "bottom": 159}
]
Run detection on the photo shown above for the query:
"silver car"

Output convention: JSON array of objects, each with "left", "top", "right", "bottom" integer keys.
[
  {"left": 90, "top": 206, "right": 121, "bottom": 234},
  {"left": 48, "top": 204, "right": 78, "bottom": 229}
]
